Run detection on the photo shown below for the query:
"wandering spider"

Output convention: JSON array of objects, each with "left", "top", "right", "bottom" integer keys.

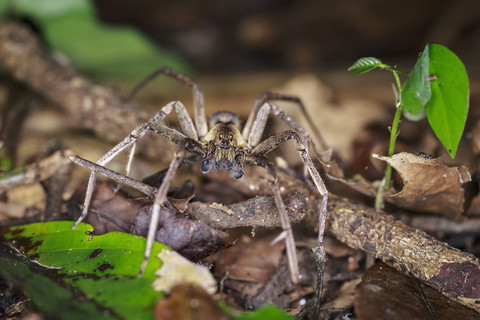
[{"left": 71, "top": 67, "right": 328, "bottom": 285}]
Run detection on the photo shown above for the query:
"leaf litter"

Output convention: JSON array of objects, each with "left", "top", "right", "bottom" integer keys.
[{"left": 0, "top": 64, "right": 479, "bottom": 318}]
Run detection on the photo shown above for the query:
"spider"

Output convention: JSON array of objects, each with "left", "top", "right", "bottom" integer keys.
[{"left": 71, "top": 67, "right": 328, "bottom": 284}]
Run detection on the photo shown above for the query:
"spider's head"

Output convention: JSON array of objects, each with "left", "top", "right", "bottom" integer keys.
[{"left": 201, "top": 111, "right": 246, "bottom": 179}]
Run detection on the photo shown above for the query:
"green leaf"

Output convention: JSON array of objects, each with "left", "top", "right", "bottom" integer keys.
[
  {"left": 400, "top": 44, "right": 469, "bottom": 158},
  {"left": 0, "top": 221, "right": 168, "bottom": 319},
  {"left": 0, "top": 0, "right": 189, "bottom": 79},
  {"left": 401, "top": 44, "right": 431, "bottom": 116},
  {"left": 425, "top": 44, "right": 469, "bottom": 158},
  {"left": 348, "top": 57, "right": 385, "bottom": 74}
]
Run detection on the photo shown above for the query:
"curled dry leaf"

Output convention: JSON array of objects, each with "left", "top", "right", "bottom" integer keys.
[{"left": 374, "top": 152, "right": 471, "bottom": 218}]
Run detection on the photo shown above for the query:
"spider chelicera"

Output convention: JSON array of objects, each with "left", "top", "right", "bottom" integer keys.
[{"left": 71, "top": 67, "right": 328, "bottom": 284}]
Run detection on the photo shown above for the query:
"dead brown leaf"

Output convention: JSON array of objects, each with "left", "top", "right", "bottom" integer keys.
[
  {"left": 131, "top": 203, "right": 230, "bottom": 261},
  {"left": 213, "top": 234, "right": 292, "bottom": 309},
  {"left": 375, "top": 152, "right": 471, "bottom": 218},
  {"left": 355, "top": 262, "right": 480, "bottom": 320},
  {"left": 215, "top": 235, "right": 284, "bottom": 285}
]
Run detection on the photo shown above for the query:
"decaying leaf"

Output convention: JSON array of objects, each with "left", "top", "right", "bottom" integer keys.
[
  {"left": 153, "top": 249, "right": 217, "bottom": 295},
  {"left": 355, "top": 262, "right": 480, "bottom": 320},
  {"left": 213, "top": 234, "right": 303, "bottom": 310},
  {"left": 215, "top": 235, "right": 284, "bottom": 285},
  {"left": 132, "top": 203, "right": 230, "bottom": 261},
  {"left": 0, "top": 149, "right": 74, "bottom": 220},
  {"left": 374, "top": 152, "right": 471, "bottom": 218}
]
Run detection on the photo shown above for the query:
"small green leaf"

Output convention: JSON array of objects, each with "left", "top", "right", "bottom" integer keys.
[
  {"left": 348, "top": 57, "right": 384, "bottom": 74},
  {"left": 401, "top": 44, "right": 432, "bottom": 116},
  {"left": 425, "top": 44, "right": 469, "bottom": 158}
]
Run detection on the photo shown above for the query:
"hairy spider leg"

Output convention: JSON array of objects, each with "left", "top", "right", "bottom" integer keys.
[
  {"left": 245, "top": 155, "right": 300, "bottom": 283},
  {"left": 245, "top": 102, "right": 328, "bottom": 284},
  {"left": 122, "top": 67, "right": 207, "bottom": 178},
  {"left": 251, "top": 130, "right": 328, "bottom": 247},
  {"left": 139, "top": 143, "right": 187, "bottom": 276},
  {"left": 125, "top": 66, "right": 208, "bottom": 138},
  {"left": 251, "top": 129, "right": 328, "bottom": 310},
  {"left": 72, "top": 101, "right": 198, "bottom": 229},
  {"left": 243, "top": 92, "right": 328, "bottom": 152},
  {"left": 244, "top": 97, "right": 321, "bottom": 180}
]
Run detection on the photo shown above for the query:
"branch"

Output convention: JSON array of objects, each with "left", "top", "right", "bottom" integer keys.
[{"left": 0, "top": 22, "right": 168, "bottom": 159}]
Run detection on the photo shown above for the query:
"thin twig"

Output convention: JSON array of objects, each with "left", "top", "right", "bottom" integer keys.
[{"left": 69, "top": 155, "right": 157, "bottom": 197}]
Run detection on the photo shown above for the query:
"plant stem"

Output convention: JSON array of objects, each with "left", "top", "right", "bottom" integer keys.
[
  {"left": 375, "top": 69, "right": 403, "bottom": 210},
  {"left": 383, "top": 103, "right": 403, "bottom": 189}
]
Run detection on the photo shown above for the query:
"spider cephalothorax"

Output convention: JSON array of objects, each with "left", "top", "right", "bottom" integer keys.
[
  {"left": 201, "top": 111, "right": 246, "bottom": 179},
  {"left": 72, "top": 67, "right": 328, "bottom": 290}
]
